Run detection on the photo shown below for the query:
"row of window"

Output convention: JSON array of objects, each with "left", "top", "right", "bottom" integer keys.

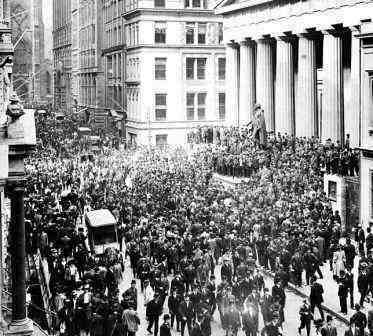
[
  {"left": 80, "top": 24, "right": 96, "bottom": 50},
  {"left": 103, "top": 0, "right": 125, "bottom": 23},
  {"left": 80, "top": 49, "right": 97, "bottom": 68},
  {"left": 154, "top": 57, "right": 226, "bottom": 80},
  {"left": 53, "top": 0, "right": 71, "bottom": 30},
  {"left": 154, "top": 92, "right": 226, "bottom": 121},
  {"left": 106, "top": 53, "right": 125, "bottom": 80},
  {"left": 125, "top": 0, "right": 208, "bottom": 12},
  {"left": 154, "top": 21, "right": 223, "bottom": 45},
  {"left": 124, "top": 21, "right": 223, "bottom": 47},
  {"left": 104, "top": 20, "right": 125, "bottom": 49},
  {"left": 53, "top": 26, "right": 71, "bottom": 49}
]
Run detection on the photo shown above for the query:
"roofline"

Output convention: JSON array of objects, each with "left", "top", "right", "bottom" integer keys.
[{"left": 215, "top": 0, "right": 273, "bottom": 14}]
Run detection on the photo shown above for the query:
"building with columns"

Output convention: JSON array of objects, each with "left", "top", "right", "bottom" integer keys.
[
  {"left": 216, "top": 0, "right": 373, "bottom": 147},
  {"left": 216, "top": 0, "right": 373, "bottom": 229},
  {"left": 123, "top": 0, "right": 226, "bottom": 146}
]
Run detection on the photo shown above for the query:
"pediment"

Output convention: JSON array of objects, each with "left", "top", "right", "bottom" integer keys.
[{"left": 215, "top": 0, "right": 273, "bottom": 11}]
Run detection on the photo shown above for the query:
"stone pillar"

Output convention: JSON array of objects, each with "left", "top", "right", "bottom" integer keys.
[
  {"left": 349, "top": 27, "right": 361, "bottom": 147},
  {"left": 322, "top": 30, "right": 344, "bottom": 143},
  {"left": 275, "top": 36, "right": 294, "bottom": 135},
  {"left": 239, "top": 40, "right": 256, "bottom": 124},
  {"left": 7, "top": 183, "right": 33, "bottom": 336},
  {"left": 256, "top": 38, "right": 275, "bottom": 131},
  {"left": 0, "top": 183, "right": 6, "bottom": 329},
  {"left": 296, "top": 34, "right": 318, "bottom": 137},
  {"left": 226, "top": 42, "right": 239, "bottom": 125},
  {"left": 3, "top": 0, "right": 9, "bottom": 23}
]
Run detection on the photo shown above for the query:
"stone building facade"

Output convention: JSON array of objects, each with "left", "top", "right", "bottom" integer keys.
[
  {"left": 102, "top": 0, "right": 126, "bottom": 114},
  {"left": 124, "top": 0, "right": 226, "bottom": 145},
  {"left": 78, "top": 0, "right": 104, "bottom": 112},
  {"left": 216, "top": 0, "right": 373, "bottom": 229},
  {"left": 11, "top": 0, "right": 45, "bottom": 103},
  {"left": 216, "top": 0, "right": 372, "bottom": 147},
  {"left": 53, "top": 0, "right": 72, "bottom": 112}
]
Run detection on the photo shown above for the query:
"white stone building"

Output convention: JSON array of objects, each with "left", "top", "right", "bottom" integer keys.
[
  {"left": 215, "top": 0, "right": 373, "bottom": 229},
  {"left": 123, "top": 0, "right": 226, "bottom": 146}
]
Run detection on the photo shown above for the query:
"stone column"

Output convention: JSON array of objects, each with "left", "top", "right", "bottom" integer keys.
[
  {"left": 7, "top": 183, "right": 33, "bottom": 336},
  {"left": 256, "top": 38, "right": 275, "bottom": 131},
  {"left": 239, "top": 40, "right": 256, "bottom": 124},
  {"left": 296, "top": 34, "right": 318, "bottom": 137},
  {"left": 349, "top": 26, "right": 361, "bottom": 147},
  {"left": 3, "top": 0, "right": 9, "bottom": 23},
  {"left": 322, "top": 30, "right": 344, "bottom": 143},
  {"left": 226, "top": 42, "right": 239, "bottom": 125},
  {"left": 275, "top": 36, "right": 294, "bottom": 135}
]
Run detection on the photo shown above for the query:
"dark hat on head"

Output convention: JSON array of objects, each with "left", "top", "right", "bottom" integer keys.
[
  {"left": 131, "top": 280, "right": 136, "bottom": 285},
  {"left": 326, "top": 315, "right": 333, "bottom": 322},
  {"left": 164, "top": 314, "right": 170, "bottom": 320}
]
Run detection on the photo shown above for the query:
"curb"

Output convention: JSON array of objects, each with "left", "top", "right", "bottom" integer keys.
[{"left": 260, "top": 268, "right": 349, "bottom": 325}]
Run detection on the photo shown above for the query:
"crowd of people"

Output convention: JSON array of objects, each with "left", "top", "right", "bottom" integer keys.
[
  {"left": 188, "top": 126, "right": 360, "bottom": 178},
  {"left": 21, "top": 113, "right": 373, "bottom": 336}
]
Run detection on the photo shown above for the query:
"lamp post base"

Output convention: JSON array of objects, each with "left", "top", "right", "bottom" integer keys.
[{"left": 7, "top": 318, "right": 33, "bottom": 336}]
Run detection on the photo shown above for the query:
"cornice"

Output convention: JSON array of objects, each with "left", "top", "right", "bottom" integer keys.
[{"left": 123, "top": 8, "right": 217, "bottom": 20}]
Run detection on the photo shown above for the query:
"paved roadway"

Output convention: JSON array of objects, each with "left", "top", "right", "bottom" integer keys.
[{"left": 118, "top": 259, "right": 347, "bottom": 336}]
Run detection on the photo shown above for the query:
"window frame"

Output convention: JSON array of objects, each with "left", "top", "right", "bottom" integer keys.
[
  {"left": 154, "top": 57, "right": 167, "bottom": 80},
  {"left": 218, "top": 57, "right": 226, "bottom": 80},
  {"left": 218, "top": 92, "right": 226, "bottom": 120},
  {"left": 155, "top": 93, "right": 167, "bottom": 121},
  {"left": 186, "top": 91, "right": 207, "bottom": 121},
  {"left": 154, "top": 21, "right": 166, "bottom": 44}
]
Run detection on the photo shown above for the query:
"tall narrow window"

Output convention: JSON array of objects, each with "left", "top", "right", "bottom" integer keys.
[
  {"left": 218, "top": 92, "right": 226, "bottom": 120},
  {"left": 186, "top": 58, "right": 195, "bottom": 79},
  {"left": 218, "top": 23, "right": 223, "bottom": 44},
  {"left": 198, "top": 23, "right": 206, "bottom": 44},
  {"left": 155, "top": 57, "right": 167, "bottom": 80},
  {"left": 186, "top": 22, "right": 195, "bottom": 44},
  {"left": 218, "top": 58, "right": 226, "bottom": 80},
  {"left": 186, "top": 93, "right": 195, "bottom": 120},
  {"left": 197, "top": 92, "right": 206, "bottom": 120},
  {"left": 155, "top": 22, "right": 166, "bottom": 44},
  {"left": 197, "top": 58, "right": 206, "bottom": 79},
  {"left": 155, "top": 93, "right": 167, "bottom": 120}
]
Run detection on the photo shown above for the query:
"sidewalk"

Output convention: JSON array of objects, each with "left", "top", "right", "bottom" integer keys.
[{"left": 263, "top": 252, "right": 366, "bottom": 325}]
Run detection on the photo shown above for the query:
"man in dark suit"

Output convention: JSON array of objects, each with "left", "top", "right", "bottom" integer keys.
[
  {"left": 260, "top": 288, "right": 273, "bottom": 324},
  {"left": 321, "top": 315, "right": 337, "bottom": 336},
  {"left": 159, "top": 314, "right": 171, "bottom": 336},
  {"left": 146, "top": 293, "right": 163, "bottom": 336},
  {"left": 178, "top": 295, "right": 194, "bottom": 336},
  {"left": 309, "top": 277, "right": 324, "bottom": 321},
  {"left": 350, "top": 304, "right": 367, "bottom": 336}
]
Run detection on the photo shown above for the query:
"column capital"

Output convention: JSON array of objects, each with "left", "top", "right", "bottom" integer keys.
[
  {"left": 350, "top": 25, "right": 361, "bottom": 36},
  {"left": 239, "top": 38, "right": 255, "bottom": 47},
  {"left": 227, "top": 41, "right": 239, "bottom": 49},
  {"left": 321, "top": 28, "right": 345, "bottom": 38},
  {"left": 274, "top": 35, "right": 296, "bottom": 43}
]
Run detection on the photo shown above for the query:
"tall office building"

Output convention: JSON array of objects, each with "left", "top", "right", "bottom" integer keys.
[
  {"left": 52, "top": 0, "right": 72, "bottom": 112},
  {"left": 78, "top": 0, "right": 104, "bottom": 119},
  {"left": 123, "top": 0, "right": 226, "bottom": 145},
  {"left": 11, "top": 0, "right": 46, "bottom": 102}
]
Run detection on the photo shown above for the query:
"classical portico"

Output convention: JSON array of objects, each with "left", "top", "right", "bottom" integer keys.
[{"left": 216, "top": 0, "right": 373, "bottom": 147}]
